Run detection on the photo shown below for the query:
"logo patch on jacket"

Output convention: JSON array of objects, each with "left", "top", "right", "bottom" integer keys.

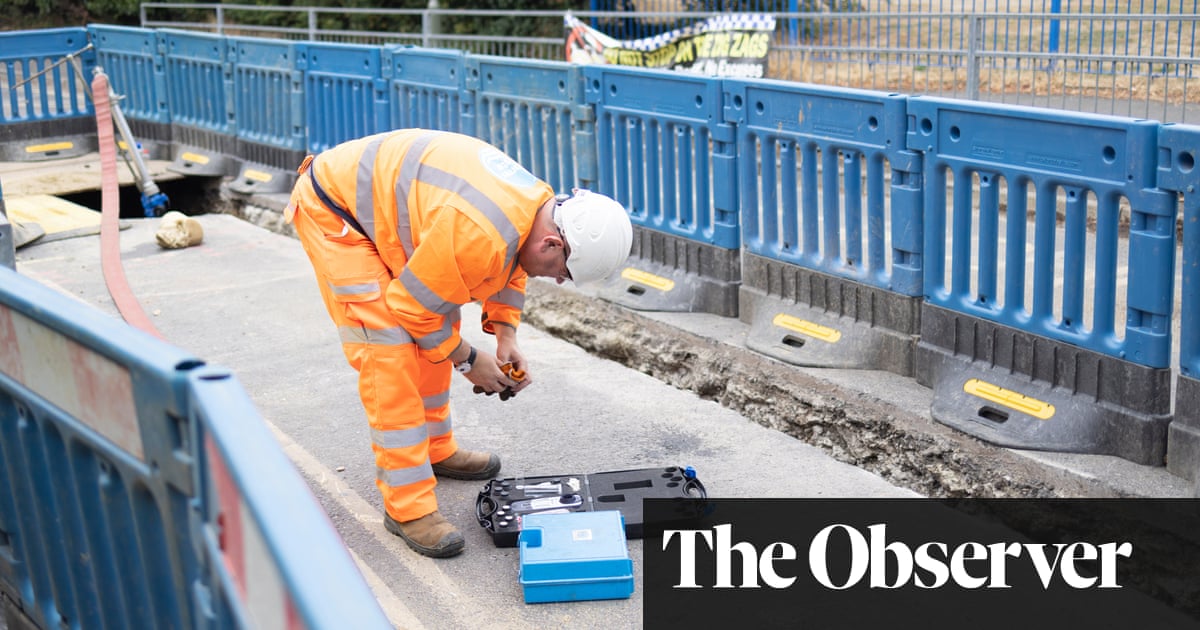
[{"left": 479, "top": 147, "right": 538, "bottom": 189}]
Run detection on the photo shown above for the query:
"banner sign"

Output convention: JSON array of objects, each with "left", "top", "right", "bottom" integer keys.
[
  {"left": 644, "top": 498, "right": 1200, "bottom": 628},
  {"left": 565, "top": 13, "right": 775, "bottom": 79}
]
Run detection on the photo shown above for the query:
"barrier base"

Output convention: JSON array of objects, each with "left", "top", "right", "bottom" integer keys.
[
  {"left": 227, "top": 163, "right": 296, "bottom": 195},
  {"left": 918, "top": 304, "right": 1172, "bottom": 466},
  {"left": 1167, "top": 375, "right": 1200, "bottom": 481},
  {"left": 168, "top": 145, "right": 239, "bottom": 178},
  {"left": 168, "top": 127, "right": 240, "bottom": 177},
  {"left": 738, "top": 254, "right": 919, "bottom": 376},
  {"left": 0, "top": 119, "right": 95, "bottom": 162},
  {"left": 595, "top": 227, "right": 739, "bottom": 317}
]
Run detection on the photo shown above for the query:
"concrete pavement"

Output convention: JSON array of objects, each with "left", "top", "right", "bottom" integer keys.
[{"left": 13, "top": 213, "right": 918, "bottom": 629}]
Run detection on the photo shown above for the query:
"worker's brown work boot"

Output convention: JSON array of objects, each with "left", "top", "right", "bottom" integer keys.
[
  {"left": 432, "top": 449, "right": 501, "bottom": 480},
  {"left": 384, "top": 511, "right": 465, "bottom": 558}
]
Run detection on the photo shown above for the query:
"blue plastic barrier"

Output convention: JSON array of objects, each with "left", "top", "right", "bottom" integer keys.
[
  {"left": 584, "top": 65, "right": 741, "bottom": 316},
  {"left": 0, "top": 28, "right": 95, "bottom": 161},
  {"left": 724, "top": 79, "right": 923, "bottom": 375},
  {"left": 87, "top": 24, "right": 170, "bottom": 153},
  {"left": 386, "top": 46, "right": 468, "bottom": 137},
  {"left": 908, "top": 97, "right": 1175, "bottom": 464},
  {"left": 303, "top": 42, "right": 387, "bottom": 154},
  {"left": 226, "top": 36, "right": 308, "bottom": 194},
  {"left": 465, "top": 55, "right": 584, "bottom": 193},
  {"left": 1159, "top": 124, "right": 1200, "bottom": 482},
  {"left": 162, "top": 28, "right": 238, "bottom": 176},
  {"left": 190, "top": 366, "right": 390, "bottom": 629},
  {"left": 0, "top": 266, "right": 389, "bottom": 629},
  {"left": 909, "top": 97, "right": 1175, "bottom": 366}
]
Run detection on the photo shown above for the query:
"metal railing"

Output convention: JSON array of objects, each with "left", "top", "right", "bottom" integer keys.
[{"left": 140, "top": 3, "right": 1199, "bottom": 122}]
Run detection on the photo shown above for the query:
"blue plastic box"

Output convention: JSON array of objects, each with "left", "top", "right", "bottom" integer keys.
[{"left": 518, "top": 510, "right": 635, "bottom": 604}]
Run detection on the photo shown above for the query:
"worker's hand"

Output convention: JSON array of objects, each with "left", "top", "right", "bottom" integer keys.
[
  {"left": 463, "top": 350, "right": 521, "bottom": 394},
  {"left": 495, "top": 338, "right": 531, "bottom": 393}
]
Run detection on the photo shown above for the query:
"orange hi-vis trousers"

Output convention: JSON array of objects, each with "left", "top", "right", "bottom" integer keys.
[{"left": 288, "top": 171, "right": 459, "bottom": 523}]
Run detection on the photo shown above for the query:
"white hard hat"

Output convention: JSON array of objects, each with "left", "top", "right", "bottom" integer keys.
[{"left": 553, "top": 188, "right": 634, "bottom": 285}]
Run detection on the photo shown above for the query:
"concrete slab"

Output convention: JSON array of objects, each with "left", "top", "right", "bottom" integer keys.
[{"left": 13, "top": 213, "right": 915, "bottom": 629}]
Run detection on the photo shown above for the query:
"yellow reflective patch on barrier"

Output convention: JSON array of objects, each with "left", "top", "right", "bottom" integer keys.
[
  {"left": 242, "top": 169, "right": 272, "bottom": 183},
  {"left": 181, "top": 152, "right": 211, "bottom": 165},
  {"left": 771, "top": 314, "right": 841, "bottom": 343},
  {"left": 621, "top": 268, "right": 675, "bottom": 292},
  {"left": 25, "top": 141, "right": 73, "bottom": 153},
  {"left": 963, "top": 378, "right": 1055, "bottom": 420}
]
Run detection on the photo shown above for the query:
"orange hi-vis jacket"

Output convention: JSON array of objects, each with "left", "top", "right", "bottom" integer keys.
[{"left": 304, "top": 129, "right": 555, "bottom": 362}]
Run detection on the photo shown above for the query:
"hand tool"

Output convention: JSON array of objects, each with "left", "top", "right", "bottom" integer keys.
[{"left": 472, "top": 362, "right": 526, "bottom": 401}]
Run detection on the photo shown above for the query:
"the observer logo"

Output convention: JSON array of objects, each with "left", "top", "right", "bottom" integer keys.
[{"left": 664, "top": 523, "right": 1133, "bottom": 590}]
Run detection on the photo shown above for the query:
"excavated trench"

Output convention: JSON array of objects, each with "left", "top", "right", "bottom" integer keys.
[{"left": 521, "top": 281, "right": 1121, "bottom": 500}]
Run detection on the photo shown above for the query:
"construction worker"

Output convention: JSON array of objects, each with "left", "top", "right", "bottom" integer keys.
[{"left": 285, "top": 129, "right": 633, "bottom": 558}]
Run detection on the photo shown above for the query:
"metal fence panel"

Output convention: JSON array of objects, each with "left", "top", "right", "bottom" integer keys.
[
  {"left": 908, "top": 95, "right": 1175, "bottom": 367},
  {"left": 303, "top": 41, "right": 387, "bottom": 153},
  {"left": 584, "top": 64, "right": 736, "bottom": 248},
  {"left": 725, "top": 78, "right": 921, "bottom": 295},
  {"left": 385, "top": 46, "right": 468, "bottom": 136},
  {"left": 465, "top": 55, "right": 584, "bottom": 192}
]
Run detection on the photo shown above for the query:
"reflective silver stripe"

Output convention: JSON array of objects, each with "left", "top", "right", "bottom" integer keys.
[
  {"left": 427, "top": 417, "right": 453, "bottom": 437},
  {"left": 394, "top": 132, "right": 441, "bottom": 258},
  {"left": 490, "top": 287, "right": 525, "bottom": 311},
  {"left": 329, "top": 281, "right": 378, "bottom": 297},
  {"left": 338, "top": 325, "right": 414, "bottom": 346},
  {"left": 377, "top": 460, "right": 434, "bottom": 488},
  {"left": 412, "top": 308, "right": 459, "bottom": 351},
  {"left": 423, "top": 390, "right": 450, "bottom": 409},
  {"left": 371, "top": 425, "right": 428, "bottom": 449},
  {"left": 399, "top": 267, "right": 458, "bottom": 315},
  {"left": 355, "top": 135, "right": 386, "bottom": 242},
  {"left": 418, "top": 164, "right": 521, "bottom": 270}
]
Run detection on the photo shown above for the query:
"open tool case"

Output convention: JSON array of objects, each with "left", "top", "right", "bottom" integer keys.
[{"left": 476, "top": 465, "right": 707, "bottom": 547}]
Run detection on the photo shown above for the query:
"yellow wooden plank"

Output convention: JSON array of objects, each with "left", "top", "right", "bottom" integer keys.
[{"left": 6, "top": 195, "right": 101, "bottom": 235}]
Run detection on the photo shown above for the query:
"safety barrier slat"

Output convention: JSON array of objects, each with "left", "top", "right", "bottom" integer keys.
[
  {"left": 226, "top": 36, "right": 307, "bottom": 194},
  {"left": 1158, "top": 123, "right": 1200, "bottom": 482},
  {"left": 0, "top": 28, "right": 95, "bottom": 162},
  {"left": 465, "top": 56, "right": 582, "bottom": 193},
  {"left": 723, "top": 78, "right": 923, "bottom": 375},
  {"left": 162, "top": 28, "right": 237, "bottom": 177},
  {"left": 191, "top": 367, "right": 391, "bottom": 630},
  {"left": 725, "top": 79, "right": 921, "bottom": 295},
  {"left": 0, "top": 267, "right": 199, "bottom": 629},
  {"left": 386, "top": 46, "right": 467, "bottom": 137},
  {"left": 0, "top": 27, "right": 91, "bottom": 124},
  {"left": 162, "top": 29, "right": 231, "bottom": 137},
  {"left": 907, "top": 97, "right": 1174, "bottom": 464},
  {"left": 584, "top": 64, "right": 740, "bottom": 317},
  {"left": 304, "top": 42, "right": 387, "bottom": 154},
  {"left": 0, "top": 267, "right": 389, "bottom": 628},
  {"left": 87, "top": 25, "right": 168, "bottom": 125},
  {"left": 907, "top": 96, "right": 1176, "bottom": 367},
  {"left": 585, "top": 65, "right": 734, "bottom": 248},
  {"left": 229, "top": 36, "right": 306, "bottom": 153}
]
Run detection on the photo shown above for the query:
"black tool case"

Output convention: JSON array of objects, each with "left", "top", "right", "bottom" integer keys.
[{"left": 475, "top": 465, "right": 707, "bottom": 547}]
